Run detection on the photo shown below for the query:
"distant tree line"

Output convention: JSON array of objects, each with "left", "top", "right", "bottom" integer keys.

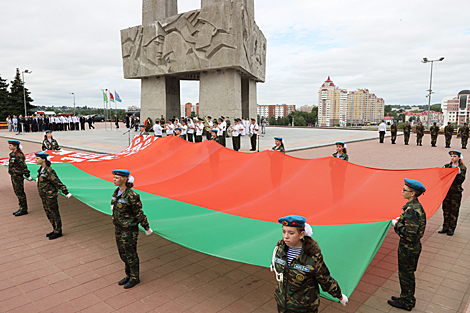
[
  {"left": 384, "top": 104, "right": 441, "bottom": 122},
  {"left": 268, "top": 106, "right": 318, "bottom": 126},
  {"left": 0, "top": 68, "right": 35, "bottom": 120}
]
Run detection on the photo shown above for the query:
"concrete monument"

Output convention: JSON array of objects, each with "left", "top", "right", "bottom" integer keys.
[{"left": 121, "top": 0, "right": 266, "bottom": 121}]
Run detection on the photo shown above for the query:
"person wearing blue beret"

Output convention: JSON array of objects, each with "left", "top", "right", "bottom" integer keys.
[
  {"left": 173, "top": 127, "right": 183, "bottom": 138},
  {"left": 270, "top": 215, "right": 348, "bottom": 312},
  {"left": 138, "top": 124, "right": 149, "bottom": 136},
  {"left": 208, "top": 128, "right": 221, "bottom": 144},
  {"left": 111, "top": 169, "right": 153, "bottom": 289},
  {"left": 332, "top": 142, "right": 348, "bottom": 161},
  {"left": 388, "top": 178, "right": 426, "bottom": 310},
  {"left": 391, "top": 120, "right": 398, "bottom": 144},
  {"left": 271, "top": 137, "right": 285, "bottom": 153},
  {"left": 439, "top": 150, "right": 466, "bottom": 236},
  {"left": 35, "top": 152, "right": 72, "bottom": 240},
  {"left": 42, "top": 130, "right": 61, "bottom": 151},
  {"left": 8, "top": 140, "right": 33, "bottom": 216}
]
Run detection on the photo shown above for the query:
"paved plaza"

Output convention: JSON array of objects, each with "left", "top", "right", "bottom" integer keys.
[{"left": 0, "top": 127, "right": 469, "bottom": 312}]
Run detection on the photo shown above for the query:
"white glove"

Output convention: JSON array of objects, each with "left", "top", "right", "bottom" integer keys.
[
  {"left": 339, "top": 294, "right": 348, "bottom": 306},
  {"left": 391, "top": 219, "right": 398, "bottom": 227},
  {"left": 111, "top": 205, "right": 114, "bottom": 211},
  {"left": 26, "top": 176, "right": 33, "bottom": 181},
  {"left": 145, "top": 228, "right": 153, "bottom": 236},
  {"left": 66, "top": 193, "right": 72, "bottom": 199}
]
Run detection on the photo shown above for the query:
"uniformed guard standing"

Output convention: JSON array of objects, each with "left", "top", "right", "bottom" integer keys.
[
  {"left": 209, "top": 129, "right": 220, "bottom": 144},
  {"left": 8, "top": 140, "right": 32, "bottom": 216},
  {"left": 42, "top": 130, "right": 61, "bottom": 151},
  {"left": 271, "top": 137, "right": 286, "bottom": 153},
  {"left": 332, "top": 142, "right": 348, "bottom": 161},
  {"left": 430, "top": 122, "right": 439, "bottom": 147},
  {"left": 271, "top": 215, "right": 348, "bottom": 312},
  {"left": 458, "top": 122, "right": 469, "bottom": 149},
  {"left": 138, "top": 124, "right": 149, "bottom": 136},
  {"left": 444, "top": 121, "right": 454, "bottom": 148},
  {"left": 403, "top": 121, "right": 411, "bottom": 145},
  {"left": 439, "top": 150, "right": 466, "bottom": 236},
  {"left": 390, "top": 120, "right": 398, "bottom": 144},
  {"left": 111, "top": 169, "right": 153, "bottom": 289},
  {"left": 35, "top": 152, "right": 72, "bottom": 240},
  {"left": 388, "top": 179, "right": 426, "bottom": 310},
  {"left": 415, "top": 121, "right": 424, "bottom": 146}
]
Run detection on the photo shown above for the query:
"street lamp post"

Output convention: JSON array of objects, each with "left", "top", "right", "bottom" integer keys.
[
  {"left": 70, "top": 93, "right": 75, "bottom": 114},
  {"left": 22, "top": 69, "right": 32, "bottom": 117},
  {"left": 422, "top": 57, "right": 444, "bottom": 128}
]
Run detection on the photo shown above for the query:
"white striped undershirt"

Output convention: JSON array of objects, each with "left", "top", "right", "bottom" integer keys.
[{"left": 287, "top": 246, "right": 302, "bottom": 266}]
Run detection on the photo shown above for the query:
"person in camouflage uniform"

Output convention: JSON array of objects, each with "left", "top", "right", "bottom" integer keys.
[
  {"left": 271, "top": 215, "right": 348, "bottom": 312},
  {"left": 388, "top": 179, "right": 426, "bottom": 311},
  {"left": 42, "top": 130, "right": 61, "bottom": 151},
  {"left": 430, "top": 122, "right": 439, "bottom": 147},
  {"left": 390, "top": 121, "right": 398, "bottom": 144},
  {"left": 35, "top": 152, "right": 72, "bottom": 240},
  {"left": 439, "top": 150, "right": 466, "bottom": 236},
  {"left": 458, "top": 122, "right": 469, "bottom": 149},
  {"left": 332, "top": 142, "right": 348, "bottom": 161},
  {"left": 209, "top": 129, "right": 221, "bottom": 144},
  {"left": 444, "top": 122, "right": 454, "bottom": 148},
  {"left": 403, "top": 121, "right": 411, "bottom": 145},
  {"left": 138, "top": 124, "right": 149, "bottom": 135},
  {"left": 272, "top": 137, "right": 286, "bottom": 153},
  {"left": 415, "top": 121, "right": 424, "bottom": 146},
  {"left": 112, "top": 169, "right": 153, "bottom": 289},
  {"left": 8, "top": 140, "right": 32, "bottom": 216}
]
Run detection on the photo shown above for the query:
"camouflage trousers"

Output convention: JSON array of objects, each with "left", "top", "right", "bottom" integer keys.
[
  {"left": 391, "top": 132, "right": 397, "bottom": 143},
  {"left": 404, "top": 132, "right": 410, "bottom": 144},
  {"left": 115, "top": 228, "right": 140, "bottom": 280},
  {"left": 442, "top": 190, "right": 462, "bottom": 231},
  {"left": 445, "top": 134, "right": 452, "bottom": 146},
  {"left": 398, "top": 241, "right": 421, "bottom": 309},
  {"left": 461, "top": 136, "right": 468, "bottom": 148},
  {"left": 277, "top": 305, "right": 318, "bottom": 313},
  {"left": 40, "top": 195, "right": 62, "bottom": 233},
  {"left": 10, "top": 175, "right": 28, "bottom": 212},
  {"left": 416, "top": 134, "right": 423, "bottom": 145},
  {"left": 431, "top": 135, "right": 438, "bottom": 146}
]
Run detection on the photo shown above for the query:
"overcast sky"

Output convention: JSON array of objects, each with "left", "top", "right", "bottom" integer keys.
[{"left": 1, "top": 0, "right": 469, "bottom": 110}]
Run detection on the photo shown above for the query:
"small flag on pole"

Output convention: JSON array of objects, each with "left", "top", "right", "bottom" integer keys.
[
  {"left": 109, "top": 92, "right": 115, "bottom": 102},
  {"left": 115, "top": 91, "right": 122, "bottom": 102},
  {"left": 103, "top": 91, "right": 108, "bottom": 102}
]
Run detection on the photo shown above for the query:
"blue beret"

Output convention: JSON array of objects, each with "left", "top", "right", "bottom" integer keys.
[
  {"left": 278, "top": 215, "right": 306, "bottom": 227},
  {"left": 335, "top": 142, "right": 345, "bottom": 146},
  {"left": 175, "top": 127, "right": 182, "bottom": 131},
  {"left": 112, "top": 169, "right": 130, "bottom": 177},
  {"left": 45, "top": 130, "right": 52, "bottom": 134},
  {"left": 274, "top": 137, "right": 283, "bottom": 140},
  {"left": 139, "top": 124, "right": 145, "bottom": 127},
  {"left": 449, "top": 150, "right": 461, "bottom": 156},
  {"left": 8, "top": 140, "right": 20, "bottom": 145},
  {"left": 404, "top": 178, "right": 426, "bottom": 192},
  {"left": 35, "top": 152, "right": 49, "bottom": 159},
  {"left": 211, "top": 129, "right": 218, "bottom": 132}
]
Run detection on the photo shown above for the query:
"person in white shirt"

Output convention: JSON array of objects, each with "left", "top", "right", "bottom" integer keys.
[
  {"left": 195, "top": 118, "right": 204, "bottom": 142},
  {"left": 153, "top": 120, "right": 163, "bottom": 137},
  {"left": 249, "top": 118, "right": 259, "bottom": 151},
  {"left": 219, "top": 117, "right": 227, "bottom": 147},
  {"left": 231, "top": 118, "right": 243, "bottom": 151},
  {"left": 378, "top": 120, "right": 387, "bottom": 143},
  {"left": 165, "top": 120, "right": 175, "bottom": 136},
  {"left": 187, "top": 119, "right": 195, "bottom": 142},
  {"left": 180, "top": 120, "right": 188, "bottom": 140},
  {"left": 243, "top": 118, "right": 250, "bottom": 137}
]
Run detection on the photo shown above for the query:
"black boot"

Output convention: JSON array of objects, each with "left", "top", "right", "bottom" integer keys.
[
  {"left": 49, "top": 232, "right": 63, "bottom": 240},
  {"left": 118, "top": 276, "right": 130, "bottom": 286},
  {"left": 391, "top": 296, "right": 415, "bottom": 308},
  {"left": 447, "top": 230, "right": 454, "bottom": 236},
  {"left": 438, "top": 228, "right": 449, "bottom": 234},
  {"left": 46, "top": 231, "right": 54, "bottom": 237},
  {"left": 14, "top": 210, "right": 28, "bottom": 217},
  {"left": 124, "top": 279, "right": 140, "bottom": 289},
  {"left": 12, "top": 209, "right": 21, "bottom": 215},
  {"left": 387, "top": 299, "right": 412, "bottom": 311}
]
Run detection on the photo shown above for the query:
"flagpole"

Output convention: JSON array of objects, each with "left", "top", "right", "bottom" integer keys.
[{"left": 101, "top": 89, "right": 107, "bottom": 131}]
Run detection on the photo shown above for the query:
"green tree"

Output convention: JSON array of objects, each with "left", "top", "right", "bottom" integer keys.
[
  {"left": 269, "top": 116, "right": 276, "bottom": 125},
  {"left": 430, "top": 103, "right": 442, "bottom": 112},
  {"left": 9, "top": 68, "right": 34, "bottom": 117},
  {"left": 384, "top": 105, "right": 392, "bottom": 114},
  {"left": 0, "top": 75, "right": 9, "bottom": 120}
]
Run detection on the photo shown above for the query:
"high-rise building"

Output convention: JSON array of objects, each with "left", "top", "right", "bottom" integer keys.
[
  {"left": 347, "top": 89, "right": 384, "bottom": 125},
  {"left": 318, "top": 77, "right": 347, "bottom": 126},
  {"left": 182, "top": 102, "right": 199, "bottom": 117},
  {"left": 442, "top": 90, "right": 470, "bottom": 126},
  {"left": 257, "top": 104, "right": 296, "bottom": 119}
]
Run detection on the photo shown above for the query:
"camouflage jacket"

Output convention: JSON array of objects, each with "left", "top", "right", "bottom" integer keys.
[
  {"left": 430, "top": 126, "right": 439, "bottom": 136},
  {"left": 8, "top": 151, "right": 30, "bottom": 177},
  {"left": 444, "top": 125, "right": 454, "bottom": 135},
  {"left": 403, "top": 124, "right": 411, "bottom": 134},
  {"left": 272, "top": 145, "right": 286, "bottom": 153},
  {"left": 42, "top": 139, "right": 61, "bottom": 151},
  {"left": 273, "top": 240, "right": 342, "bottom": 311},
  {"left": 394, "top": 199, "right": 426, "bottom": 244},
  {"left": 209, "top": 136, "right": 220, "bottom": 144},
  {"left": 37, "top": 166, "right": 69, "bottom": 198},
  {"left": 332, "top": 152, "right": 348, "bottom": 161},
  {"left": 443, "top": 163, "right": 466, "bottom": 192},
  {"left": 458, "top": 126, "right": 469, "bottom": 138},
  {"left": 390, "top": 124, "right": 397, "bottom": 134},
  {"left": 111, "top": 187, "right": 149, "bottom": 231},
  {"left": 415, "top": 125, "right": 424, "bottom": 135}
]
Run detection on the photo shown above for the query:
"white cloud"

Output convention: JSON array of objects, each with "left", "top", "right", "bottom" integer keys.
[{"left": 1, "top": 0, "right": 469, "bottom": 111}]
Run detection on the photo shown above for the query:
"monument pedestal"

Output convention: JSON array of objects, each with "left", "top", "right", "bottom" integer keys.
[{"left": 141, "top": 76, "right": 180, "bottom": 122}]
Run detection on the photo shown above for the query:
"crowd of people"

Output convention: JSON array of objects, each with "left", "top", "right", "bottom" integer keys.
[{"left": 6, "top": 114, "right": 95, "bottom": 133}]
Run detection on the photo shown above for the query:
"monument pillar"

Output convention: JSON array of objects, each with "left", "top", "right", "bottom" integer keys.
[
  {"left": 141, "top": 0, "right": 180, "bottom": 122},
  {"left": 199, "top": 69, "right": 242, "bottom": 119}
]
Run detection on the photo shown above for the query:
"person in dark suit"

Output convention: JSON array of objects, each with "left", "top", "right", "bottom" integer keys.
[{"left": 80, "top": 115, "right": 86, "bottom": 130}]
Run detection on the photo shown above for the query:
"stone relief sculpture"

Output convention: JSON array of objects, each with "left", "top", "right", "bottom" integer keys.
[{"left": 121, "top": 0, "right": 266, "bottom": 82}]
